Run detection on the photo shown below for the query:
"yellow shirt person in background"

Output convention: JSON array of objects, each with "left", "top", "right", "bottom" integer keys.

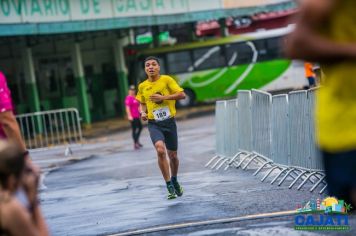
[
  {"left": 285, "top": 0, "right": 356, "bottom": 210},
  {"left": 136, "top": 56, "right": 186, "bottom": 200}
]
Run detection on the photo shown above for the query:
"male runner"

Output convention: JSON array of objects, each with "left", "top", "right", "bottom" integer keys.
[{"left": 136, "top": 56, "right": 186, "bottom": 200}]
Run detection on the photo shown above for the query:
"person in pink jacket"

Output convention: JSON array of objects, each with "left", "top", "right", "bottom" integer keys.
[{"left": 125, "top": 85, "right": 143, "bottom": 149}]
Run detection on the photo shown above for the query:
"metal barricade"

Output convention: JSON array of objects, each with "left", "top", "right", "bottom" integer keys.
[
  {"left": 215, "top": 101, "right": 227, "bottom": 156},
  {"left": 251, "top": 90, "right": 272, "bottom": 159},
  {"left": 288, "top": 90, "right": 311, "bottom": 169},
  {"left": 307, "top": 88, "right": 323, "bottom": 170},
  {"left": 225, "top": 99, "right": 239, "bottom": 157},
  {"left": 237, "top": 90, "right": 252, "bottom": 152},
  {"left": 209, "top": 88, "right": 326, "bottom": 193},
  {"left": 16, "top": 108, "right": 83, "bottom": 150},
  {"left": 271, "top": 94, "right": 290, "bottom": 165}
]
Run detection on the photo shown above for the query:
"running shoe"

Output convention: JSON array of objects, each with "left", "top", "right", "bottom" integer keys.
[
  {"left": 167, "top": 184, "right": 177, "bottom": 200},
  {"left": 172, "top": 181, "right": 183, "bottom": 197}
]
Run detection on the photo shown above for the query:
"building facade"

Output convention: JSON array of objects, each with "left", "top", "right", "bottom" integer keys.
[{"left": 0, "top": 0, "right": 294, "bottom": 124}]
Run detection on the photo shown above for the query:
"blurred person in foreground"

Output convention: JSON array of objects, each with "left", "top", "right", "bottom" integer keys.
[
  {"left": 285, "top": 0, "right": 356, "bottom": 209},
  {"left": 136, "top": 56, "right": 186, "bottom": 200},
  {"left": 125, "top": 85, "right": 143, "bottom": 150},
  {"left": 0, "top": 71, "right": 48, "bottom": 233},
  {"left": 0, "top": 140, "right": 49, "bottom": 236},
  {"left": 0, "top": 71, "right": 38, "bottom": 172}
]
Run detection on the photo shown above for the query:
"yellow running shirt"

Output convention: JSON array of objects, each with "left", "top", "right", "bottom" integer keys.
[
  {"left": 136, "top": 75, "right": 184, "bottom": 120},
  {"left": 316, "top": 0, "right": 356, "bottom": 152}
]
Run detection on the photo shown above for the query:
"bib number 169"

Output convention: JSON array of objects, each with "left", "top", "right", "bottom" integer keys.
[{"left": 153, "top": 107, "right": 170, "bottom": 121}]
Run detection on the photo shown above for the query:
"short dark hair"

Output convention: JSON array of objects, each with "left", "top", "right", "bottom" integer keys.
[
  {"left": 0, "top": 141, "right": 25, "bottom": 188},
  {"left": 144, "top": 56, "right": 160, "bottom": 68}
]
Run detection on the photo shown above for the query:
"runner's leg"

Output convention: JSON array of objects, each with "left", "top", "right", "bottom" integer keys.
[
  {"left": 167, "top": 150, "right": 179, "bottom": 177},
  {"left": 136, "top": 119, "right": 143, "bottom": 146},
  {"left": 154, "top": 141, "right": 171, "bottom": 182}
]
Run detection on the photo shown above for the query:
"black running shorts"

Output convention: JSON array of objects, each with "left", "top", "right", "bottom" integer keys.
[
  {"left": 147, "top": 117, "right": 178, "bottom": 151},
  {"left": 322, "top": 149, "right": 356, "bottom": 208}
]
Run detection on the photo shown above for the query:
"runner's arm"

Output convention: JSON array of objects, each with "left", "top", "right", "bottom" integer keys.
[
  {"left": 139, "top": 103, "right": 148, "bottom": 121},
  {"left": 164, "top": 91, "right": 186, "bottom": 101},
  {"left": 0, "top": 110, "right": 27, "bottom": 152},
  {"left": 31, "top": 202, "right": 50, "bottom": 236},
  {"left": 125, "top": 105, "right": 133, "bottom": 121},
  {"left": 285, "top": 0, "right": 356, "bottom": 62},
  {"left": 150, "top": 92, "right": 186, "bottom": 102},
  {"left": 0, "top": 110, "right": 40, "bottom": 177},
  {"left": 5, "top": 200, "right": 39, "bottom": 236}
]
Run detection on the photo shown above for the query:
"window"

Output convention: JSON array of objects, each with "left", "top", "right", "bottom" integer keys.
[
  {"left": 102, "top": 63, "right": 118, "bottom": 89},
  {"left": 192, "top": 46, "right": 226, "bottom": 71},
  {"left": 254, "top": 39, "right": 269, "bottom": 62},
  {"left": 167, "top": 51, "right": 192, "bottom": 74},
  {"left": 265, "top": 37, "right": 283, "bottom": 59},
  {"left": 252, "top": 37, "right": 284, "bottom": 62},
  {"left": 225, "top": 42, "right": 254, "bottom": 66}
]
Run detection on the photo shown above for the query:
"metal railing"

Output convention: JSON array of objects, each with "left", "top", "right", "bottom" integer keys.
[
  {"left": 206, "top": 88, "right": 326, "bottom": 193},
  {"left": 16, "top": 108, "right": 83, "bottom": 150}
]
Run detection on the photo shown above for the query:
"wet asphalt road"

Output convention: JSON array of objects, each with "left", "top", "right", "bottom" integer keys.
[{"left": 38, "top": 114, "right": 355, "bottom": 236}]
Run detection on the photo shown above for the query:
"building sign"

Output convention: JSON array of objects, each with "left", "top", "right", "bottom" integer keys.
[{"left": 0, "top": 0, "right": 221, "bottom": 23}]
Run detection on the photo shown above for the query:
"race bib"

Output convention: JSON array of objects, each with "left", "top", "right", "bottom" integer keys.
[{"left": 153, "top": 107, "right": 171, "bottom": 121}]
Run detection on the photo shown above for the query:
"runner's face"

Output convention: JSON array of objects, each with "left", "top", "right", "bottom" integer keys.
[{"left": 145, "top": 59, "right": 160, "bottom": 77}]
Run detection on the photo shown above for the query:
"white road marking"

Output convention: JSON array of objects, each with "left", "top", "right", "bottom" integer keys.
[{"left": 108, "top": 210, "right": 296, "bottom": 236}]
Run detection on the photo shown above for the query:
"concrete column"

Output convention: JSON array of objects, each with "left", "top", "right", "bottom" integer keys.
[
  {"left": 189, "top": 22, "right": 197, "bottom": 41},
  {"left": 113, "top": 37, "right": 129, "bottom": 116},
  {"left": 152, "top": 25, "right": 160, "bottom": 48},
  {"left": 23, "top": 48, "right": 41, "bottom": 113},
  {"left": 128, "top": 28, "right": 135, "bottom": 45},
  {"left": 22, "top": 47, "right": 43, "bottom": 133},
  {"left": 219, "top": 18, "right": 229, "bottom": 37},
  {"left": 72, "top": 43, "right": 91, "bottom": 125}
]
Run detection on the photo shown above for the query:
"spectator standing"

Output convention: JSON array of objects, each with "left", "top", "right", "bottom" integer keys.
[{"left": 125, "top": 85, "right": 143, "bottom": 149}]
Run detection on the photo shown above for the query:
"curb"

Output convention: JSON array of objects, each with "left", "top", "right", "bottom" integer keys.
[{"left": 108, "top": 210, "right": 296, "bottom": 236}]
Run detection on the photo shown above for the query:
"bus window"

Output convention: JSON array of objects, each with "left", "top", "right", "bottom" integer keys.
[
  {"left": 192, "top": 46, "right": 226, "bottom": 71},
  {"left": 167, "top": 51, "right": 192, "bottom": 74},
  {"left": 265, "top": 37, "right": 283, "bottom": 59},
  {"left": 254, "top": 39, "right": 269, "bottom": 62},
  {"left": 225, "top": 43, "right": 254, "bottom": 66}
]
